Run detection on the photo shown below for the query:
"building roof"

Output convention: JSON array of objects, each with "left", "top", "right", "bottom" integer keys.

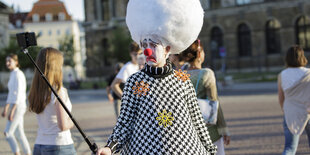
[
  {"left": 0, "top": 2, "right": 14, "bottom": 14},
  {"left": 9, "top": 12, "right": 28, "bottom": 28},
  {"left": 25, "top": 0, "right": 71, "bottom": 23}
]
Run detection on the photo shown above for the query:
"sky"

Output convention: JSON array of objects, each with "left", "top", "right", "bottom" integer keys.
[{"left": 1, "top": 0, "right": 85, "bottom": 21}]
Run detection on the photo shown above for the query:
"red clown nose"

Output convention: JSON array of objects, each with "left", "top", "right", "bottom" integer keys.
[{"left": 144, "top": 48, "right": 152, "bottom": 56}]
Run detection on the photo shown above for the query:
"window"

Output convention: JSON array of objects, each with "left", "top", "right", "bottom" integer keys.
[
  {"left": 16, "top": 20, "right": 22, "bottom": 28},
  {"left": 57, "top": 29, "right": 61, "bottom": 35},
  {"left": 45, "top": 13, "right": 52, "bottom": 21},
  {"left": 93, "top": 0, "right": 98, "bottom": 20},
  {"left": 266, "top": 19, "right": 281, "bottom": 54},
  {"left": 237, "top": 23, "right": 252, "bottom": 56},
  {"left": 210, "top": 27, "right": 224, "bottom": 58},
  {"left": 32, "top": 14, "right": 39, "bottom": 22},
  {"left": 66, "top": 28, "right": 71, "bottom": 35},
  {"left": 221, "top": 0, "right": 236, "bottom": 7},
  {"left": 236, "top": 0, "right": 264, "bottom": 5},
  {"left": 48, "top": 30, "right": 52, "bottom": 36},
  {"left": 200, "top": 0, "right": 211, "bottom": 10},
  {"left": 236, "top": 0, "right": 251, "bottom": 5},
  {"left": 210, "top": 0, "right": 221, "bottom": 9},
  {"left": 295, "top": 16, "right": 310, "bottom": 51},
  {"left": 101, "top": 0, "right": 110, "bottom": 21},
  {"left": 58, "top": 12, "right": 66, "bottom": 21},
  {"left": 112, "top": 0, "right": 116, "bottom": 17}
]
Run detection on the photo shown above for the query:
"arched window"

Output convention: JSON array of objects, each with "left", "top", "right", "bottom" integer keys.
[
  {"left": 58, "top": 12, "right": 66, "bottom": 21},
  {"left": 200, "top": 0, "right": 210, "bottom": 10},
  {"left": 266, "top": 19, "right": 281, "bottom": 54},
  {"left": 101, "top": 0, "right": 110, "bottom": 21},
  {"left": 238, "top": 23, "right": 252, "bottom": 56},
  {"left": 32, "top": 14, "right": 39, "bottom": 22},
  {"left": 210, "top": 26, "right": 223, "bottom": 58},
  {"left": 45, "top": 13, "right": 52, "bottom": 21},
  {"left": 295, "top": 16, "right": 310, "bottom": 50}
]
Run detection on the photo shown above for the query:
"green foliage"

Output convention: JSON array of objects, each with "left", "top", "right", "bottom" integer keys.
[
  {"left": 0, "top": 39, "right": 41, "bottom": 71},
  {"left": 59, "top": 35, "right": 75, "bottom": 67},
  {"left": 110, "top": 26, "right": 132, "bottom": 63}
]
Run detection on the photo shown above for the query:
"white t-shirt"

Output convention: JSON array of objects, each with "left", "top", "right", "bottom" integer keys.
[
  {"left": 6, "top": 68, "right": 27, "bottom": 108},
  {"left": 35, "top": 87, "right": 74, "bottom": 145},
  {"left": 281, "top": 67, "right": 310, "bottom": 91},
  {"left": 116, "top": 61, "right": 139, "bottom": 83}
]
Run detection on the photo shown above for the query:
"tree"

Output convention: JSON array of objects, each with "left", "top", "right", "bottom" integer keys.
[
  {"left": 59, "top": 35, "right": 75, "bottom": 67},
  {"left": 0, "top": 38, "right": 41, "bottom": 71},
  {"left": 110, "top": 26, "right": 132, "bottom": 63}
]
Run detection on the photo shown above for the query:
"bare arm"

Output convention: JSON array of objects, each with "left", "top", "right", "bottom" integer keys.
[
  {"left": 106, "top": 86, "right": 114, "bottom": 103},
  {"left": 56, "top": 91, "right": 74, "bottom": 131},
  {"left": 1, "top": 104, "right": 10, "bottom": 117},
  {"left": 8, "top": 104, "right": 17, "bottom": 121},
  {"left": 111, "top": 78, "right": 123, "bottom": 99},
  {"left": 277, "top": 74, "right": 284, "bottom": 111}
]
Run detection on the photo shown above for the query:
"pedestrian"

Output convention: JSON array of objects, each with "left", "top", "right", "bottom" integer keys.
[
  {"left": 278, "top": 45, "right": 310, "bottom": 155},
  {"left": 106, "top": 62, "right": 124, "bottom": 120},
  {"left": 169, "top": 54, "right": 189, "bottom": 70},
  {"left": 111, "top": 42, "right": 142, "bottom": 99},
  {"left": 2, "top": 54, "right": 31, "bottom": 155},
  {"left": 182, "top": 39, "right": 231, "bottom": 155},
  {"left": 28, "top": 47, "right": 76, "bottom": 155},
  {"left": 96, "top": 0, "right": 217, "bottom": 154}
]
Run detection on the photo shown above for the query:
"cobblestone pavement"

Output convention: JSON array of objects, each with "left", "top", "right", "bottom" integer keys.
[{"left": 0, "top": 85, "right": 309, "bottom": 154}]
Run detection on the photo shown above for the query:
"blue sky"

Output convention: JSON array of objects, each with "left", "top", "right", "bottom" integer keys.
[{"left": 1, "top": 0, "right": 85, "bottom": 21}]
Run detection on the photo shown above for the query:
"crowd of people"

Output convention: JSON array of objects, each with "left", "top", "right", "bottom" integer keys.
[
  {"left": 1, "top": 0, "right": 310, "bottom": 155},
  {"left": 3, "top": 42, "right": 310, "bottom": 155}
]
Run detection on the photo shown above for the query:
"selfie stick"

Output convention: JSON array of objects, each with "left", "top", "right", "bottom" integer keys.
[{"left": 21, "top": 48, "right": 98, "bottom": 154}]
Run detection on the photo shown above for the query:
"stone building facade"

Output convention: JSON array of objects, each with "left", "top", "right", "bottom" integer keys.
[
  {"left": 201, "top": 0, "right": 310, "bottom": 71},
  {"left": 24, "top": 0, "right": 85, "bottom": 80},
  {"left": 84, "top": 0, "right": 310, "bottom": 75},
  {"left": 0, "top": 2, "right": 13, "bottom": 49},
  {"left": 84, "top": 0, "right": 128, "bottom": 77}
]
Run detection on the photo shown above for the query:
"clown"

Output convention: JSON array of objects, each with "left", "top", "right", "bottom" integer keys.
[
  {"left": 96, "top": 0, "right": 217, "bottom": 154},
  {"left": 141, "top": 36, "right": 169, "bottom": 67}
]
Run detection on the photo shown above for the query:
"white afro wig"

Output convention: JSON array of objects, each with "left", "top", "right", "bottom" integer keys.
[{"left": 126, "top": 0, "right": 204, "bottom": 54}]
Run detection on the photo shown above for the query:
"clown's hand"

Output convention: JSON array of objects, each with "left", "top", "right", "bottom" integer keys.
[{"left": 96, "top": 147, "right": 111, "bottom": 155}]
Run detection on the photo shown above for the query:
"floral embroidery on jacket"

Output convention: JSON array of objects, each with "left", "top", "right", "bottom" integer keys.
[
  {"left": 156, "top": 109, "right": 174, "bottom": 127},
  {"left": 132, "top": 81, "right": 150, "bottom": 97},
  {"left": 174, "top": 69, "right": 190, "bottom": 82}
]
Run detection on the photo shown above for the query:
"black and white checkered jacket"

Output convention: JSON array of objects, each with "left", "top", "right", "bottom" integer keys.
[{"left": 106, "top": 62, "right": 217, "bottom": 154}]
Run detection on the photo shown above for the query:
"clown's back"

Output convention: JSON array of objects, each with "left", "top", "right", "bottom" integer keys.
[{"left": 107, "top": 64, "right": 217, "bottom": 155}]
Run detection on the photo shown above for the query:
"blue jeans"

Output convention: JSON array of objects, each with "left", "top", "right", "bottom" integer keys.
[
  {"left": 4, "top": 106, "right": 31, "bottom": 154},
  {"left": 33, "top": 144, "right": 76, "bottom": 155},
  {"left": 282, "top": 117, "right": 310, "bottom": 155}
]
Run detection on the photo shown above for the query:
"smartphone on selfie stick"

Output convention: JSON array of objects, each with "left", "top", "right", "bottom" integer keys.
[{"left": 16, "top": 32, "right": 98, "bottom": 154}]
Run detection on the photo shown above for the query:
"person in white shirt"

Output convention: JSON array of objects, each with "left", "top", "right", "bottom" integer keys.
[
  {"left": 278, "top": 45, "right": 310, "bottom": 154},
  {"left": 111, "top": 42, "right": 142, "bottom": 101},
  {"left": 2, "top": 54, "right": 31, "bottom": 155},
  {"left": 28, "top": 47, "right": 76, "bottom": 155}
]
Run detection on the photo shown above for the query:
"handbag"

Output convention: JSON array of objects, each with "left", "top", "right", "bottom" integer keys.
[{"left": 195, "top": 70, "right": 219, "bottom": 125}]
